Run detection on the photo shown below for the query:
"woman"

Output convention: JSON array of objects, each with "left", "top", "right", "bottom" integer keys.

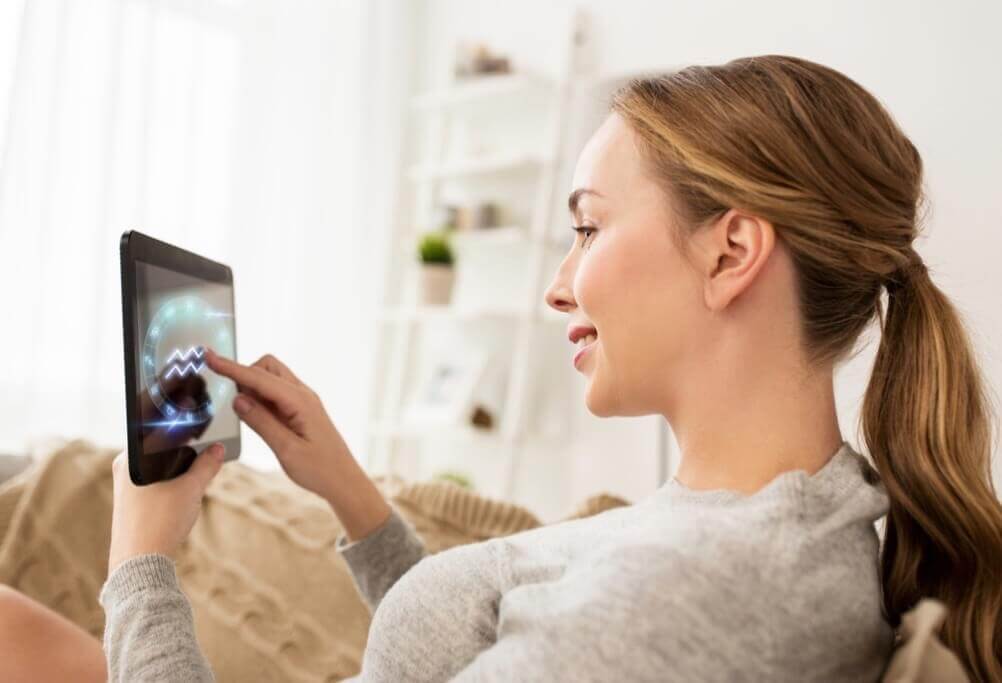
[{"left": 6, "top": 54, "right": 1001, "bottom": 682}]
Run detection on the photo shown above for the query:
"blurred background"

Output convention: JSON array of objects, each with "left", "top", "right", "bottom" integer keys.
[{"left": 0, "top": 0, "right": 999, "bottom": 521}]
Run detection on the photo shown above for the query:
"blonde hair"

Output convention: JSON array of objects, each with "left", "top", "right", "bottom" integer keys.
[{"left": 611, "top": 55, "right": 1001, "bottom": 681}]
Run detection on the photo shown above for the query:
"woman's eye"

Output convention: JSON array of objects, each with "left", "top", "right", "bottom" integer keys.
[{"left": 572, "top": 225, "right": 596, "bottom": 247}]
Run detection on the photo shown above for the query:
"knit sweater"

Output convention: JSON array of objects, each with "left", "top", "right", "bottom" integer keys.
[{"left": 99, "top": 440, "right": 895, "bottom": 682}]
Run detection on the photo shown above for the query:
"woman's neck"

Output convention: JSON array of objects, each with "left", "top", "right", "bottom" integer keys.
[{"left": 668, "top": 362, "right": 844, "bottom": 496}]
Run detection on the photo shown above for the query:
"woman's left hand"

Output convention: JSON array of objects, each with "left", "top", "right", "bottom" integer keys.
[{"left": 108, "top": 444, "right": 226, "bottom": 575}]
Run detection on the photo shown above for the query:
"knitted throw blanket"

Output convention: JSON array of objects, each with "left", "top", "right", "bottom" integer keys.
[{"left": 0, "top": 439, "right": 628, "bottom": 681}]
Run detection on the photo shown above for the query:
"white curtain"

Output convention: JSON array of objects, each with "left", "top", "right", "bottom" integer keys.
[{"left": 0, "top": 0, "right": 398, "bottom": 471}]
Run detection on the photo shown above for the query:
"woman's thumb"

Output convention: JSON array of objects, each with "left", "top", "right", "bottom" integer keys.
[{"left": 188, "top": 443, "right": 226, "bottom": 489}]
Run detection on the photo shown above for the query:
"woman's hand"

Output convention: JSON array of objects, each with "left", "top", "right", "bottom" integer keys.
[
  {"left": 203, "top": 348, "right": 354, "bottom": 504},
  {"left": 203, "top": 348, "right": 392, "bottom": 542},
  {"left": 108, "top": 444, "right": 225, "bottom": 574}
]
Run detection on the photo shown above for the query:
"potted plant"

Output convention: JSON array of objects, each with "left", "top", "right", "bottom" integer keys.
[
  {"left": 417, "top": 231, "right": 455, "bottom": 305},
  {"left": 432, "top": 469, "right": 474, "bottom": 490}
]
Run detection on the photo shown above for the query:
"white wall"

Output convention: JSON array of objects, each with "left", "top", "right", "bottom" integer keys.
[
  {"left": 0, "top": 0, "right": 370, "bottom": 477},
  {"left": 414, "top": 0, "right": 1002, "bottom": 508}
]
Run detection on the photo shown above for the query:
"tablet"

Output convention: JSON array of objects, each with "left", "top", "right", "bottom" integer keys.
[{"left": 120, "top": 230, "right": 241, "bottom": 485}]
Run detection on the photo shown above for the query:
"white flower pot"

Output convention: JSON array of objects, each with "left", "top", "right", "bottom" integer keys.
[{"left": 419, "top": 263, "right": 455, "bottom": 305}]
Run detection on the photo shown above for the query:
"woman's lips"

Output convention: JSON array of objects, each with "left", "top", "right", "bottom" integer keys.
[{"left": 573, "top": 339, "right": 597, "bottom": 368}]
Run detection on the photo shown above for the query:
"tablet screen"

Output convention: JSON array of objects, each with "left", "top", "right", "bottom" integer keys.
[{"left": 133, "top": 259, "right": 239, "bottom": 461}]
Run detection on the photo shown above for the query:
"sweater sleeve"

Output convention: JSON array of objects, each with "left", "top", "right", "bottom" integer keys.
[
  {"left": 98, "top": 553, "right": 214, "bottom": 683},
  {"left": 334, "top": 503, "right": 427, "bottom": 613}
]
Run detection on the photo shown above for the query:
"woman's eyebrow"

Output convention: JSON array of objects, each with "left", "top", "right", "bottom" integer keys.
[{"left": 567, "top": 188, "right": 603, "bottom": 220}]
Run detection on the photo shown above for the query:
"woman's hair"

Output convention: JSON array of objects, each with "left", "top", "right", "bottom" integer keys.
[{"left": 610, "top": 55, "right": 1001, "bottom": 681}]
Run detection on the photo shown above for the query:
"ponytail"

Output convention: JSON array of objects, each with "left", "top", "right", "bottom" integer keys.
[{"left": 862, "top": 258, "right": 1002, "bottom": 682}]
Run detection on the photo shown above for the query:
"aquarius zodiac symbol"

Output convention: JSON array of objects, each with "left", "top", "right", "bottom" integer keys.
[{"left": 163, "top": 345, "right": 206, "bottom": 380}]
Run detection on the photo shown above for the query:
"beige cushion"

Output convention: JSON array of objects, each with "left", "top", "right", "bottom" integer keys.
[
  {"left": 0, "top": 453, "right": 31, "bottom": 484},
  {"left": 0, "top": 439, "right": 970, "bottom": 681},
  {"left": 880, "top": 598, "right": 970, "bottom": 682}
]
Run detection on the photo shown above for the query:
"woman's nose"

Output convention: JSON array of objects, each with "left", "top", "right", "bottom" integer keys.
[{"left": 545, "top": 277, "right": 575, "bottom": 313}]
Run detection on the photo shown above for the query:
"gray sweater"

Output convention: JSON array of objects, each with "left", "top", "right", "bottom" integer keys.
[{"left": 99, "top": 441, "right": 895, "bottom": 681}]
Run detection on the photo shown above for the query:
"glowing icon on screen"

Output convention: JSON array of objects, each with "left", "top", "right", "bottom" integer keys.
[{"left": 164, "top": 345, "right": 206, "bottom": 380}]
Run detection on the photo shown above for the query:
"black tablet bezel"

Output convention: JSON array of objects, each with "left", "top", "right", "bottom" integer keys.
[{"left": 120, "top": 230, "right": 241, "bottom": 486}]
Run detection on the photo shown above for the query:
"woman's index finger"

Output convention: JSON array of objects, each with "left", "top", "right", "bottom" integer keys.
[{"left": 205, "top": 348, "right": 301, "bottom": 415}]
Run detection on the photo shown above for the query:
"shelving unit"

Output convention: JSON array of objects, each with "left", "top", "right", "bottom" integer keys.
[
  {"left": 409, "top": 70, "right": 557, "bottom": 110},
  {"left": 407, "top": 152, "right": 553, "bottom": 182},
  {"left": 367, "top": 9, "right": 589, "bottom": 499}
]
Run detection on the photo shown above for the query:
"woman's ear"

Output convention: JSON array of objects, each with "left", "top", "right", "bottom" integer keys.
[{"left": 700, "top": 208, "right": 775, "bottom": 311}]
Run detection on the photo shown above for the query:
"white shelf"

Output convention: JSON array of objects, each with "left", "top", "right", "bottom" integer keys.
[
  {"left": 408, "top": 152, "right": 552, "bottom": 181},
  {"left": 377, "top": 303, "right": 564, "bottom": 324},
  {"left": 367, "top": 419, "right": 565, "bottom": 443},
  {"left": 448, "top": 225, "right": 526, "bottom": 244},
  {"left": 410, "top": 71, "right": 558, "bottom": 110},
  {"left": 367, "top": 420, "right": 514, "bottom": 442},
  {"left": 404, "top": 226, "right": 570, "bottom": 252},
  {"left": 404, "top": 225, "right": 529, "bottom": 248}
]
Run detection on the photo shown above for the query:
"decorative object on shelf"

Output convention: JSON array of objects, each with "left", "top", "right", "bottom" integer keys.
[
  {"left": 432, "top": 204, "right": 457, "bottom": 232},
  {"left": 444, "top": 201, "right": 499, "bottom": 232},
  {"left": 469, "top": 404, "right": 494, "bottom": 430},
  {"left": 454, "top": 42, "right": 511, "bottom": 79},
  {"left": 403, "top": 346, "right": 489, "bottom": 428},
  {"left": 432, "top": 469, "right": 474, "bottom": 490},
  {"left": 417, "top": 231, "right": 455, "bottom": 305}
]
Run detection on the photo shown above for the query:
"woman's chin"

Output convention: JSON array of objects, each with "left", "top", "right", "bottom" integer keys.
[{"left": 583, "top": 371, "right": 617, "bottom": 417}]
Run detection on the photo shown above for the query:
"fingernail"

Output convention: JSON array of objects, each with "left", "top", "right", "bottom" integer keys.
[
  {"left": 212, "top": 443, "right": 226, "bottom": 461},
  {"left": 234, "top": 395, "right": 251, "bottom": 415}
]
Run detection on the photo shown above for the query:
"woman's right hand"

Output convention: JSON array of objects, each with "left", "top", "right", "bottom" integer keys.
[{"left": 204, "top": 348, "right": 391, "bottom": 540}]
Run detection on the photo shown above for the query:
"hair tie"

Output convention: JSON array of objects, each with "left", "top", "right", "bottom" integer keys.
[{"left": 885, "top": 249, "right": 926, "bottom": 294}]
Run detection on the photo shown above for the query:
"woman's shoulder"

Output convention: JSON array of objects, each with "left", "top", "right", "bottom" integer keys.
[
  {"left": 661, "top": 442, "right": 890, "bottom": 538},
  {"left": 603, "top": 494, "right": 893, "bottom": 679},
  {"left": 608, "top": 444, "right": 891, "bottom": 619}
]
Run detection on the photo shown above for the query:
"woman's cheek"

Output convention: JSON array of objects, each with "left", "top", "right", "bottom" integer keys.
[
  {"left": 573, "top": 239, "right": 612, "bottom": 312},
  {"left": 578, "top": 235, "right": 634, "bottom": 325}
]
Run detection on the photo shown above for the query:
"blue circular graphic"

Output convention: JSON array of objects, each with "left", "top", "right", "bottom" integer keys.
[{"left": 142, "top": 295, "right": 234, "bottom": 429}]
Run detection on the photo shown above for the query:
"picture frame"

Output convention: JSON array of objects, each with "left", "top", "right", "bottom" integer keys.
[{"left": 403, "top": 346, "right": 489, "bottom": 428}]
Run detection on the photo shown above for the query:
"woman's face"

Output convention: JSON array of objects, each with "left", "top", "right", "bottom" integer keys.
[{"left": 544, "top": 112, "right": 712, "bottom": 418}]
